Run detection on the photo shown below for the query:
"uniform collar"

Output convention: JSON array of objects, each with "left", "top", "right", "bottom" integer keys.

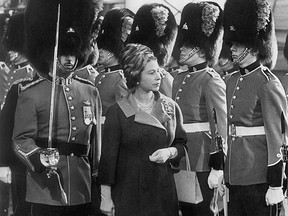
[
  {"left": 105, "top": 64, "right": 121, "bottom": 73},
  {"left": 117, "top": 91, "right": 172, "bottom": 130},
  {"left": 47, "top": 73, "right": 73, "bottom": 86},
  {"left": 239, "top": 60, "right": 260, "bottom": 75},
  {"left": 188, "top": 62, "right": 208, "bottom": 73}
]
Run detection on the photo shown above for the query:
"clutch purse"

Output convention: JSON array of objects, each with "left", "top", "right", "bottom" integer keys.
[{"left": 173, "top": 148, "right": 203, "bottom": 204}]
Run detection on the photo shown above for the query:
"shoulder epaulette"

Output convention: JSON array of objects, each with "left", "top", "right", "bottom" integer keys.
[
  {"left": 207, "top": 68, "right": 220, "bottom": 78},
  {"left": 19, "top": 77, "right": 45, "bottom": 92},
  {"left": 73, "top": 74, "right": 95, "bottom": 86},
  {"left": 261, "top": 66, "right": 276, "bottom": 81},
  {"left": 118, "top": 70, "right": 125, "bottom": 79}
]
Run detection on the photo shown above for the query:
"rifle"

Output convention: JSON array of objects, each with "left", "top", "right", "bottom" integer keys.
[{"left": 210, "top": 108, "right": 227, "bottom": 216}]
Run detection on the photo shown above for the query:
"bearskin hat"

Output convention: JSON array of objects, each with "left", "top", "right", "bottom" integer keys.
[
  {"left": 223, "top": 0, "right": 278, "bottom": 69},
  {"left": 176, "top": 2, "right": 223, "bottom": 65},
  {"left": 3, "top": 13, "right": 25, "bottom": 53},
  {"left": 97, "top": 8, "right": 134, "bottom": 59},
  {"left": 25, "top": 0, "right": 101, "bottom": 74},
  {"left": 127, "top": 3, "right": 177, "bottom": 67}
]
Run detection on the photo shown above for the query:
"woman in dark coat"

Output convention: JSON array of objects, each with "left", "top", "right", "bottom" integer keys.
[{"left": 98, "top": 43, "right": 187, "bottom": 216}]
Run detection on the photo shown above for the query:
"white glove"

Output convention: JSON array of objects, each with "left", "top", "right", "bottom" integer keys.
[
  {"left": 0, "top": 167, "right": 11, "bottom": 184},
  {"left": 149, "top": 147, "right": 178, "bottom": 164},
  {"left": 208, "top": 169, "right": 223, "bottom": 189},
  {"left": 100, "top": 185, "right": 115, "bottom": 216},
  {"left": 265, "top": 187, "right": 284, "bottom": 206}
]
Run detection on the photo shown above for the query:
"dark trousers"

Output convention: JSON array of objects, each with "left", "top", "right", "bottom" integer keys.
[
  {"left": 31, "top": 203, "right": 91, "bottom": 216},
  {"left": 179, "top": 172, "right": 214, "bottom": 216},
  {"left": 0, "top": 181, "right": 9, "bottom": 216},
  {"left": 228, "top": 183, "right": 279, "bottom": 216},
  {"left": 11, "top": 171, "right": 30, "bottom": 216}
]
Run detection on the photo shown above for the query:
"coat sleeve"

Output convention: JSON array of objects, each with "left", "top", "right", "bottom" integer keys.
[
  {"left": 205, "top": 76, "right": 227, "bottom": 170},
  {"left": 12, "top": 90, "right": 45, "bottom": 173},
  {"left": 169, "top": 102, "right": 187, "bottom": 167},
  {"left": 261, "top": 79, "right": 286, "bottom": 187},
  {"left": 98, "top": 104, "right": 122, "bottom": 185}
]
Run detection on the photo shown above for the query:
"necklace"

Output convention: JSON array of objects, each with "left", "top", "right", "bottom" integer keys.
[{"left": 134, "top": 94, "right": 155, "bottom": 110}]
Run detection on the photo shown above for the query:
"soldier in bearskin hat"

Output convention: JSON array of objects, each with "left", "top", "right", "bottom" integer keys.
[
  {"left": 11, "top": 0, "right": 102, "bottom": 215},
  {"left": 95, "top": 7, "right": 134, "bottom": 115},
  {"left": 222, "top": 0, "right": 287, "bottom": 215},
  {"left": 0, "top": 13, "right": 35, "bottom": 108},
  {"left": 0, "top": 12, "right": 38, "bottom": 216},
  {"left": 171, "top": 2, "right": 227, "bottom": 216},
  {"left": 127, "top": 3, "right": 178, "bottom": 98}
]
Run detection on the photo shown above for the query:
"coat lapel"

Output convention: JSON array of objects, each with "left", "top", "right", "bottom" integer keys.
[{"left": 117, "top": 92, "right": 171, "bottom": 131}]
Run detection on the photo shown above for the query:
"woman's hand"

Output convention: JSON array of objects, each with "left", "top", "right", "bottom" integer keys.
[
  {"left": 149, "top": 147, "right": 178, "bottom": 163},
  {"left": 100, "top": 185, "right": 115, "bottom": 216}
]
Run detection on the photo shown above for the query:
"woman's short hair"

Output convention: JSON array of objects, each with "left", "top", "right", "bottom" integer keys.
[{"left": 120, "top": 43, "right": 157, "bottom": 89}]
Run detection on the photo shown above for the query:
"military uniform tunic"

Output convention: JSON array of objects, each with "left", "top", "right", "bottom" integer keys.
[
  {"left": 95, "top": 65, "right": 127, "bottom": 115},
  {"left": 12, "top": 74, "right": 102, "bottom": 206},
  {"left": 172, "top": 62, "right": 227, "bottom": 172},
  {"left": 0, "top": 63, "right": 34, "bottom": 108},
  {"left": 225, "top": 61, "right": 286, "bottom": 186}
]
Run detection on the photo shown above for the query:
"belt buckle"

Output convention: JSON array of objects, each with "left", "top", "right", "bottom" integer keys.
[{"left": 230, "top": 124, "right": 236, "bottom": 138}]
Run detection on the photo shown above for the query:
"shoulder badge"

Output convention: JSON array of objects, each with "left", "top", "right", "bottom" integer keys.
[
  {"left": 261, "top": 66, "right": 276, "bottom": 81},
  {"left": 73, "top": 74, "right": 95, "bottom": 86},
  {"left": 207, "top": 68, "right": 220, "bottom": 78},
  {"left": 118, "top": 70, "right": 125, "bottom": 79},
  {"left": 19, "top": 76, "right": 45, "bottom": 92}
]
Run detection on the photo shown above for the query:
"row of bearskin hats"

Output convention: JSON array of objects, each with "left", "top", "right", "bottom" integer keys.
[
  {"left": 97, "top": 3, "right": 177, "bottom": 68},
  {"left": 2, "top": 0, "right": 277, "bottom": 73}
]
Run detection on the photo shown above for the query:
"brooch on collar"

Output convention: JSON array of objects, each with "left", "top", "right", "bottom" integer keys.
[{"left": 162, "top": 98, "right": 174, "bottom": 117}]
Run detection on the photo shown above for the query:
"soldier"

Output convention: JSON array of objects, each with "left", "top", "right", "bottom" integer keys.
[
  {"left": 12, "top": 0, "right": 102, "bottom": 215},
  {"left": 0, "top": 12, "right": 38, "bottom": 216},
  {"left": 223, "top": 0, "right": 287, "bottom": 215},
  {"left": 0, "top": 13, "right": 35, "bottom": 109},
  {"left": 127, "top": 3, "right": 178, "bottom": 98},
  {"left": 95, "top": 8, "right": 134, "bottom": 116},
  {"left": 172, "top": 2, "right": 226, "bottom": 216}
]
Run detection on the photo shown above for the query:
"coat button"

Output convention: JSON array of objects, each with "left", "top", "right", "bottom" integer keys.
[
  {"left": 236, "top": 87, "right": 240, "bottom": 90},
  {"left": 72, "top": 127, "right": 77, "bottom": 131},
  {"left": 141, "top": 183, "right": 147, "bottom": 189},
  {"left": 178, "top": 89, "right": 182, "bottom": 92},
  {"left": 239, "top": 77, "right": 243, "bottom": 81},
  {"left": 142, "top": 129, "right": 149, "bottom": 136},
  {"left": 65, "top": 87, "right": 70, "bottom": 92},
  {"left": 233, "top": 95, "right": 236, "bottom": 99},
  {"left": 70, "top": 153, "right": 74, "bottom": 157},
  {"left": 68, "top": 96, "right": 73, "bottom": 101},
  {"left": 71, "top": 116, "right": 76, "bottom": 120},
  {"left": 176, "top": 96, "right": 180, "bottom": 100},
  {"left": 70, "top": 106, "right": 75, "bottom": 110},
  {"left": 71, "top": 137, "right": 76, "bottom": 141}
]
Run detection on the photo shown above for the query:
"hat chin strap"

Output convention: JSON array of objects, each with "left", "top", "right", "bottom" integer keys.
[
  {"left": 102, "top": 52, "right": 115, "bottom": 64},
  {"left": 179, "top": 47, "right": 200, "bottom": 64},
  {"left": 57, "top": 58, "right": 78, "bottom": 73},
  {"left": 233, "top": 48, "right": 252, "bottom": 64}
]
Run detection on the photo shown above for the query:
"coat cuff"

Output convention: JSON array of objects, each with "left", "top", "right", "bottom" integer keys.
[
  {"left": 267, "top": 160, "right": 283, "bottom": 187},
  {"left": 209, "top": 151, "right": 224, "bottom": 170},
  {"left": 29, "top": 151, "right": 46, "bottom": 174}
]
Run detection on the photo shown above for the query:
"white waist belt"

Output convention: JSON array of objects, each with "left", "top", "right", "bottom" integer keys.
[
  {"left": 100, "top": 116, "right": 106, "bottom": 124},
  {"left": 183, "top": 122, "right": 210, "bottom": 133},
  {"left": 229, "top": 125, "right": 265, "bottom": 137}
]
